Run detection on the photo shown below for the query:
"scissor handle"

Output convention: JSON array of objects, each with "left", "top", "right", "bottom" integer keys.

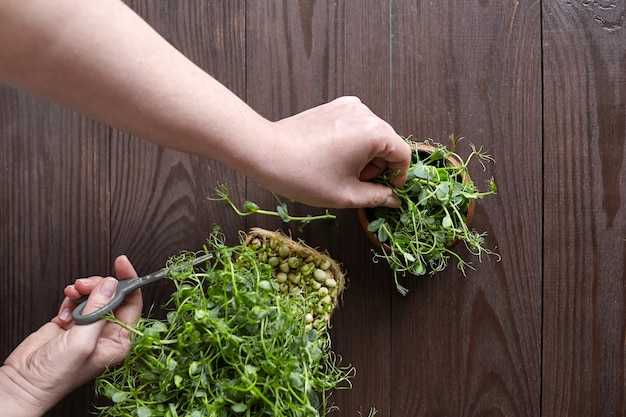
[{"left": 71, "top": 253, "right": 212, "bottom": 325}]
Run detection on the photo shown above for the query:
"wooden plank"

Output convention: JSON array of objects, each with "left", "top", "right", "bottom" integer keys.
[
  {"left": 245, "top": 1, "right": 393, "bottom": 414},
  {"left": 0, "top": 87, "right": 111, "bottom": 415},
  {"left": 0, "top": 2, "right": 247, "bottom": 416},
  {"left": 543, "top": 1, "right": 626, "bottom": 415},
  {"left": 109, "top": 0, "right": 248, "bottom": 321},
  {"left": 390, "top": 1, "right": 542, "bottom": 415}
]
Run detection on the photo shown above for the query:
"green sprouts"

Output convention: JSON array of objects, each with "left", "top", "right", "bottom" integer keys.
[
  {"left": 95, "top": 229, "right": 353, "bottom": 417},
  {"left": 366, "top": 136, "right": 499, "bottom": 294},
  {"left": 211, "top": 184, "right": 335, "bottom": 229}
]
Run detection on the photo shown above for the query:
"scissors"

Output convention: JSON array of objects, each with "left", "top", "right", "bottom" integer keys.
[{"left": 71, "top": 253, "right": 213, "bottom": 325}]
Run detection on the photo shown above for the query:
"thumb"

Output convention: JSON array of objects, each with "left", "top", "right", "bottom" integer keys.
[
  {"left": 58, "top": 277, "right": 121, "bottom": 388},
  {"left": 84, "top": 277, "right": 119, "bottom": 313},
  {"left": 71, "top": 278, "right": 118, "bottom": 338},
  {"left": 352, "top": 181, "right": 402, "bottom": 208}
]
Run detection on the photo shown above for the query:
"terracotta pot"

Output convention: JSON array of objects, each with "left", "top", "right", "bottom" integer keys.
[{"left": 358, "top": 143, "right": 476, "bottom": 250}]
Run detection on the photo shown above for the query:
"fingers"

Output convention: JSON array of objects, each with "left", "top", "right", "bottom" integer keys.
[
  {"left": 64, "top": 277, "right": 119, "bottom": 344},
  {"left": 114, "top": 255, "right": 138, "bottom": 280},
  {"left": 63, "top": 277, "right": 100, "bottom": 299},
  {"left": 382, "top": 144, "right": 412, "bottom": 188},
  {"left": 112, "top": 255, "right": 143, "bottom": 325},
  {"left": 266, "top": 96, "right": 412, "bottom": 208},
  {"left": 346, "top": 181, "right": 402, "bottom": 208},
  {"left": 82, "top": 278, "right": 119, "bottom": 316},
  {"left": 56, "top": 255, "right": 142, "bottom": 327},
  {"left": 359, "top": 156, "right": 390, "bottom": 182},
  {"left": 365, "top": 137, "right": 411, "bottom": 192},
  {"left": 330, "top": 96, "right": 412, "bottom": 197},
  {"left": 359, "top": 122, "right": 411, "bottom": 189},
  {"left": 56, "top": 276, "right": 106, "bottom": 327}
]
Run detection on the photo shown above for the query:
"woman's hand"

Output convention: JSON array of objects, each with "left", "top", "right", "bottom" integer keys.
[
  {"left": 266, "top": 96, "right": 412, "bottom": 209},
  {"left": 0, "top": 1, "right": 411, "bottom": 210},
  {"left": 0, "top": 255, "right": 143, "bottom": 417}
]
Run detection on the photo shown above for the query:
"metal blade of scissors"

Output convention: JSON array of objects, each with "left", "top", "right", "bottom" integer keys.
[{"left": 71, "top": 253, "right": 213, "bottom": 324}]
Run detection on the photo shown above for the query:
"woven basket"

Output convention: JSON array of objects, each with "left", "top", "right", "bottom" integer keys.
[{"left": 244, "top": 227, "right": 346, "bottom": 328}]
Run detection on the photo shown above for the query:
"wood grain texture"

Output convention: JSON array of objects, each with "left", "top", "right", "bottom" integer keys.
[
  {"left": 543, "top": 1, "right": 626, "bottom": 415},
  {"left": 0, "top": 2, "right": 248, "bottom": 416},
  {"left": 245, "top": 1, "right": 393, "bottom": 414},
  {"left": 4, "top": 0, "right": 625, "bottom": 416},
  {"left": 390, "top": 1, "right": 542, "bottom": 415},
  {"left": 0, "top": 87, "right": 111, "bottom": 415},
  {"left": 109, "top": 0, "right": 248, "bottom": 321}
]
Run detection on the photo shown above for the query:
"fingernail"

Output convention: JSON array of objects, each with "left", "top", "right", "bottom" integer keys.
[
  {"left": 59, "top": 308, "right": 71, "bottom": 321},
  {"left": 384, "top": 194, "right": 401, "bottom": 208},
  {"left": 100, "top": 278, "right": 118, "bottom": 297}
]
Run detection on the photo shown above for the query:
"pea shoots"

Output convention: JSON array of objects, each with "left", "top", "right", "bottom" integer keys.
[
  {"left": 95, "top": 228, "right": 352, "bottom": 417},
  {"left": 365, "top": 136, "right": 499, "bottom": 294},
  {"left": 211, "top": 184, "right": 335, "bottom": 230}
]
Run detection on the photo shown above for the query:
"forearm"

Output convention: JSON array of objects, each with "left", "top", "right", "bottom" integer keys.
[
  {"left": 0, "top": 0, "right": 272, "bottom": 177},
  {"left": 0, "top": 0, "right": 412, "bottom": 209}
]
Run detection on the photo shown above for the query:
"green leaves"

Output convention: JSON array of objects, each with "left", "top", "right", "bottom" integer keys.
[
  {"left": 95, "top": 231, "right": 352, "bottom": 417},
  {"left": 411, "top": 160, "right": 432, "bottom": 180},
  {"left": 210, "top": 183, "right": 336, "bottom": 230},
  {"left": 368, "top": 136, "right": 499, "bottom": 294},
  {"left": 435, "top": 182, "right": 450, "bottom": 202},
  {"left": 366, "top": 218, "right": 389, "bottom": 244},
  {"left": 243, "top": 200, "right": 260, "bottom": 213},
  {"left": 109, "top": 390, "right": 128, "bottom": 404},
  {"left": 231, "top": 403, "right": 247, "bottom": 413},
  {"left": 137, "top": 406, "right": 152, "bottom": 417}
]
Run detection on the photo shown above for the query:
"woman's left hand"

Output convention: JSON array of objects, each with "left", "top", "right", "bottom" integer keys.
[{"left": 0, "top": 255, "right": 143, "bottom": 417}]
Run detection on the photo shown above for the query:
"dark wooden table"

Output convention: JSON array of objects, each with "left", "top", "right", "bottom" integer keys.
[{"left": 2, "top": 1, "right": 624, "bottom": 416}]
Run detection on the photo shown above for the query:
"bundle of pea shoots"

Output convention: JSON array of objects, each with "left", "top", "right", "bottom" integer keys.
[{"left": 95, "top": 227, "right": 353, "bottom": 417}]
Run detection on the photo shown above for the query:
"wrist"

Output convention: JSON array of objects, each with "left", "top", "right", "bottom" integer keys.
[{"left": 0, "top": 365, "right": 48, "bottom": 417}]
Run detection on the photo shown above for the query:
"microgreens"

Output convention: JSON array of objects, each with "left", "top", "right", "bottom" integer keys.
[
  {"left": 211, "top": 184, "right": 335, "bottom": 229},
  {"left": 95, "top": 228, "right": 353, "bottom": 417},
  {"left": 366, "top": 136, "right": 499, "bottom": 294}
]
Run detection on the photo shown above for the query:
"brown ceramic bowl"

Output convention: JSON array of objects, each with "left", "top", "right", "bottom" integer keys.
[{"left": 358, "top": 143, "right": 476, "bottom": 250}]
